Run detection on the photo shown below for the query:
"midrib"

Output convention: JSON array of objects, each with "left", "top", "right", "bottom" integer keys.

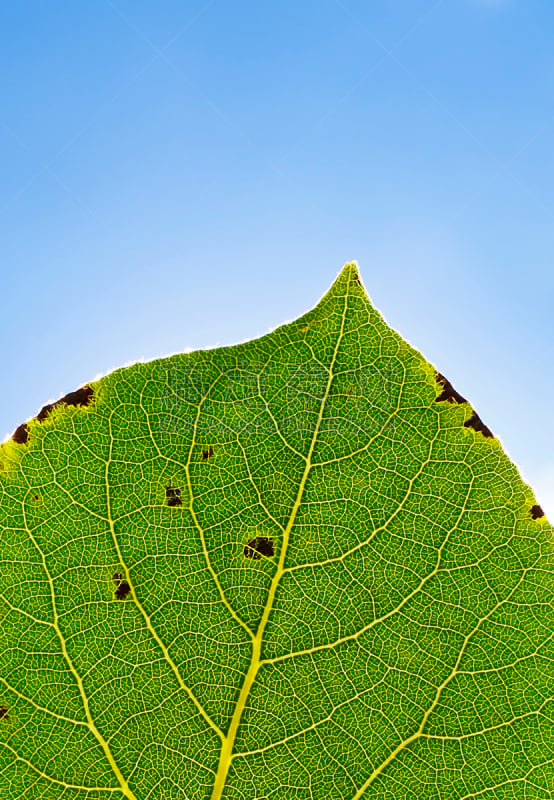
[{"left": 209, "top": 284, "right": 350, "bottom": 799}]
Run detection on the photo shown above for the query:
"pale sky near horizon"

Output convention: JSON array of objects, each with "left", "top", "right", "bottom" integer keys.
[{"left": 1, "top": 1, "right": 553, "bottom": 518}]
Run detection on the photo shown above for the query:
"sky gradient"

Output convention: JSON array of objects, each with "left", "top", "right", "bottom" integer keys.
[{"left": 1, "top": 0, "right": 553, "bottom": 517}]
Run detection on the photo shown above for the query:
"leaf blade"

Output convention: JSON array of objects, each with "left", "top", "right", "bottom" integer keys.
[{"left": 1, "top": 263, "right": 552, "bottom": 799}]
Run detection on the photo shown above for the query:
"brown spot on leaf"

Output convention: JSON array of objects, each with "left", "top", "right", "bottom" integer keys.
[
  {"left": 435, "top": 373, "right": 467, "bottom": 405},
  {"left": 530, "top": 504, "right": 544, "bottom": 520},
  {"left": 37, "top": 385, "right": 94, "bottom": 423},
  {"left": 36, "top": 404, "right": 53, "bottom": 422},
  {"left": 464, "top": 412, "right": 494, "bottom": 438},
  {"left": 112, "top": 572, "right": 130, "bottom": 599},
  {"left": 165, "top": 487, "right": 182, "bottom": 507},
  {"left": 0, "top": 708, "right": 8, "bottom": 720},
  {"left": 202, "top": 447, "right": 214, "bottom": 461},
  {"left": 243, "top": 537, "right": 274, "bottom": 559},
  {"left": 114, "top": 580, "right": 130, "bottom": 600},
  {"left": 12, "top": 423, "right": 29, "bottom": 444},
  {"left": 115, "top": 582, "right": 130, "bottom": 600}
]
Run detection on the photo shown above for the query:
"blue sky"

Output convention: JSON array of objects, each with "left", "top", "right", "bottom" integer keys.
[{"left": 1, "top": 0, "right": 553, "bottom": 517}]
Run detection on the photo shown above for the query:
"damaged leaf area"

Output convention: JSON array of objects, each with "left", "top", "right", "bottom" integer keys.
[
  {"left": 0, "top": 264, "right": 552, "bottom": 800},
  {"left": 11, "top": 385, "right": 94, "bottom": 444}
]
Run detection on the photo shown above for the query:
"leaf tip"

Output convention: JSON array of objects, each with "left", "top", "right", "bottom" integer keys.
[{"left": 326, "top": 262, "right": 366, "bottom": 298}]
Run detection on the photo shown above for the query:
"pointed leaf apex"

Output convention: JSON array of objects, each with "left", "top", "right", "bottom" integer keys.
[{"left": 323, "top": 261, "right": 365, "bottom": 302}]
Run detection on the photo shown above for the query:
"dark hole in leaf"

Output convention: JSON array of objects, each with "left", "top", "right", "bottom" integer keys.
[
  {"left": 435, "top": 373, "right": 467, "bottom": 405},
  {"left": 12, "top": 423, "right": 29, "bottom": 444},
  {"left": 165, "top": 487, "right": 182, "bottom": 507},
  {"left": 243, "top": 537, "right": 274, "bottom": 559},
  {"left": 115, "top": 581, "right": 131, "bottom": 600},
  {"left": 0, "top": 707, "right": 8, "bottom": 720},
  {"left": 464, "top": 412, "right": 494, "bottom": 438},
  {"left": 112, "top": 572, "right": 130, "bottom": 599},
  {"left": 36, "top": 385, "right": 94, "bottom": 423},
  {"left": 530, "top": 504, "right": 544, "bottom": 519},
  {"left": 202, "top": 447, "right": 214, "bottom": 460}
]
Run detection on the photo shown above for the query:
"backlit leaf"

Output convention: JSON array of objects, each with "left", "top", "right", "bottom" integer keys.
[{"left": 1, "top": 263, "right": 552, "bottom": 799}]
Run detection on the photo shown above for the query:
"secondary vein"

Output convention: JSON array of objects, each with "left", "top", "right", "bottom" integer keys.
[{"left": 105, "top": 412, "right": 225, "bottom": 742}]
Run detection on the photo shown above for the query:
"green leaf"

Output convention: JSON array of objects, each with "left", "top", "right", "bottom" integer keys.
[{"left": 1, "top": 263, "right": 552, "bottom": 800}]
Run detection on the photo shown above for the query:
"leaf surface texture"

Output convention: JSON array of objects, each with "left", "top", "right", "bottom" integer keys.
[{"left": 1, "top": 264, "right": 552, "bottom": 799}]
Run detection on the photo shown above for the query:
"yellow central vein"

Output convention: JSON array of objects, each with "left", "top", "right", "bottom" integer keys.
[
  {"left": 209, "top": 280, "right": 351, "bottom": 800},
  {"left": 105, "top": 412, "right": 224, "bottom": 742}
]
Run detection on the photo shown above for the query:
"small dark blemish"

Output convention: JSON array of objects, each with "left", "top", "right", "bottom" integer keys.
[
  {"left": 435, "top": 373, "right": 467, "bottom": 405},
  {"left": 37, "top": 385, "right": 94, "bottom": 423},
  {"left": 0, "top": 707, "right": 8, "bottom": 720},
  {"left": 112, "top": 572, "right": 130, "bottom": 599},
  {"left": 243, "top": 537, "right": 274, "bottom": 560},
  {"left": 12, "top": 423, "right": 29, "bottom": 444},
  {"left": 115, "top": 581, "right": 131, "bottom": 600},
  {"left": 352, "top": 273, "right": 360, "bottom": 284},
  {"left": 165, "top": 487, "right": 182, "bottom": 507},
  {"left": 202, "top": 447, "right": 214, "bottom": 461},
  {"left": 463, "top": 412, "right": 494, "bottom": 438},
  {"left": 36, "top": 403, "right": 54, "bottom": 422},
  {"left": 530, "top": 504, "right": 544, "bottom": 520}
]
